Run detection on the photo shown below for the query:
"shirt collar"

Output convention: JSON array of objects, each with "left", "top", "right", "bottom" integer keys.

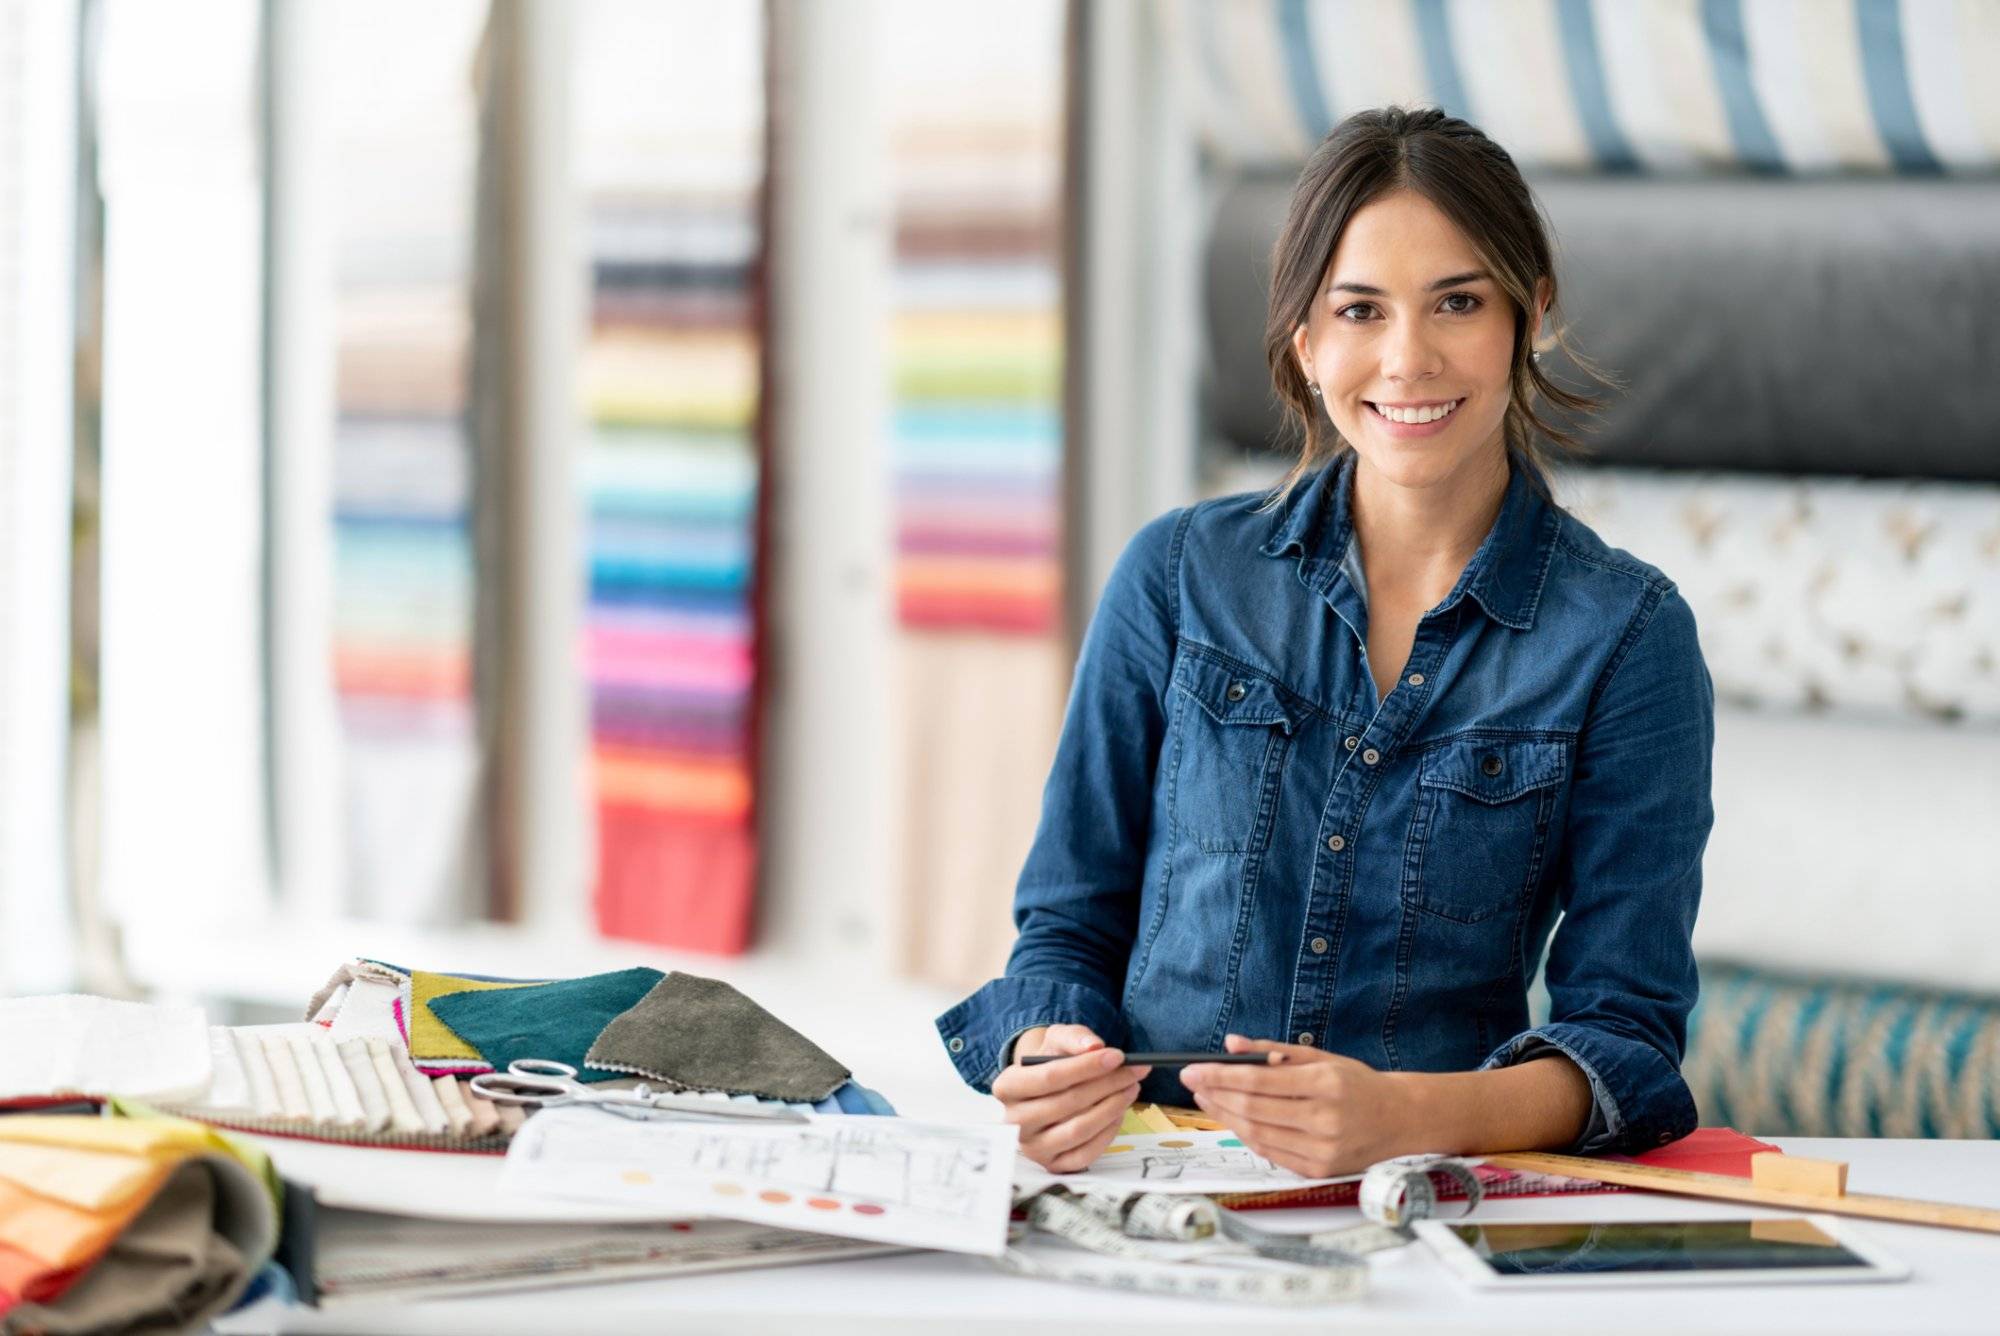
[{"left": 1258, "top": 451, "right": 1558, "bottom": 631}]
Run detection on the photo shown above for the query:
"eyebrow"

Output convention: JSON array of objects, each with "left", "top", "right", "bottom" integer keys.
[{"left": 1328, "top": 270, "right": 1492, "bottom": 296}]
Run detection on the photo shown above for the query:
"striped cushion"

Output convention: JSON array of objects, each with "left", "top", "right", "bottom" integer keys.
[
  {"left": 1171, "top": 0, "right": 2000, "bottom": 173},
  {"left": 1685, "top": 961, "right": 2000, "bottom": 1138}
]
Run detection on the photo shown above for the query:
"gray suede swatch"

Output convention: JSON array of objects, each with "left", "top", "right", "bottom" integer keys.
[{"left": 583, "top": 973, "right": 850, "bottom": 1103}]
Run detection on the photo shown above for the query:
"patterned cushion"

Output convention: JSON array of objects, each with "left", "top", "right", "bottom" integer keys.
[
  {"left": 1685, "top": 961, "right": 2000, "bottom": 1139},
  {"left": 1551, "top": 467, "right": 2000, "bottom": 725}
]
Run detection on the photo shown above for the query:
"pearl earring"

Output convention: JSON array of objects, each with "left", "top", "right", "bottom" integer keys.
[{"left": 1308, "top": 385, "right": 1322, "bottom": 398}]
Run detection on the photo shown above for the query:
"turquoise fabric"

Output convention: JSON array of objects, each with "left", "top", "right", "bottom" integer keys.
[
  {"left": 427, "top": 967, "right": 664, "bottom": 1084},
  {"left": 1685, "top": 961, "right": 2000, "bottom": 1138}
]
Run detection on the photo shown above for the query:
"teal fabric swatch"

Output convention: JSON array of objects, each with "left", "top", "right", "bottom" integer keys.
[{"left": 427, "top": 967, "right": 665, "bottom": 1083}]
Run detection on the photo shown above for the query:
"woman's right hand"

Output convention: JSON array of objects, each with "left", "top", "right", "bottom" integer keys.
[{"left": 990, "top": 1024, "right": 1151, "bottom": 1172}]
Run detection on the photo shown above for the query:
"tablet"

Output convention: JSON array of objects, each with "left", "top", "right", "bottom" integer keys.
[{"left": 1414, "top": 1216, "right": 1910, "bottom": 1290}]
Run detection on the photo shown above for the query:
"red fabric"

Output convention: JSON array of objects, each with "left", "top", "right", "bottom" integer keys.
[
  {"left": 0, "top": 1239, "right": 86, "bottom": 1308},
  {"left": 1622, "top": 1126, "right": 1785, "bottom": 1178},
  {"left": 594, "top": 806, "right": 756, "bottom": 954}
]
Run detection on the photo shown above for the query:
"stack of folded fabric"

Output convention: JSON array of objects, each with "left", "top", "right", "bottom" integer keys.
[{"left": 0, "top": 1107, "right": 281, "bottom": 1333}]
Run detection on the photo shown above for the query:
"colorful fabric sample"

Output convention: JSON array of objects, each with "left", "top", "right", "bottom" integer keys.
[
  {"left": 576, "top": 2, "right": 768, "bottom": 955},
  {"left": 583, "top": 973, "right": 850, "bottom": 1103},
  {"left": 425, "top": 967, "right": 666, "bottom": 1083}
]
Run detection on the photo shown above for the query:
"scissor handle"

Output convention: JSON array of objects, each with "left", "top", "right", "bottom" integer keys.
[
  {"left": 467, "top": 1059, "right": 582, "bottom": 1106},
  {"left": 508, "top": 1058, "right": 580, "bottom": 1080}
]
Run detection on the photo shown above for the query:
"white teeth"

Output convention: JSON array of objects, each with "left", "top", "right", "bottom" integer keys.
[{"left": 1372, "top": 399, "right": 1461, "bottom": 425}]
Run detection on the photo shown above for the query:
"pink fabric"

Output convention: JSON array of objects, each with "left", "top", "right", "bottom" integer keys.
[{"left": 586, "top": 628, "right": 753, "bottom": 693}]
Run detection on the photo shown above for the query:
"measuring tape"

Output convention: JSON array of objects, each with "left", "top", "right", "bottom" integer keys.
[{"left": 997, "top": 1153, "right": 1484, "bottom": 1305}]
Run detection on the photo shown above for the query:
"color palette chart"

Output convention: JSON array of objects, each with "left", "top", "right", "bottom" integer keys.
[
  {"left": 327, "top": 1, "right": 488, "bottom": 922},
  {"left": 574, "top": 0, "right": 767, "bottom": 953}
]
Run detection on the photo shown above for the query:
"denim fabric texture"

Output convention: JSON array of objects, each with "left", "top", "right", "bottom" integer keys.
[{"left": 935, "top": 452, "right": 1716, "bottom": 1153}]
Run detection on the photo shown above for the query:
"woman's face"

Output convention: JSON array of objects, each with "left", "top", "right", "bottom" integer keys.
[{"left": 1291, "top": 187, "right": 1546, "bottom": 495}]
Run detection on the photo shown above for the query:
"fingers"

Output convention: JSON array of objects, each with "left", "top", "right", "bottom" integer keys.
[
  {"left": 1023, "top": 1078, "right": 1139, "bottom": 1173},
  {"left": 993, "top": 1044, "right": 1128, "bottom": 1102},
  {"left": 1003, "top": 1060, "right": 1148, "bottom": 1133},
  {"left": 1035, "top": 1024, "right": 1105, "bottom": 1057},
  {"left": 1180, "top": 1059, "right": 1302, "bottom": 1096},
  {"left": 1189, "top": 1086, "right": 1322, "bottom": 1134},
  {"left": 1226, "top": 1119, "right": 1344, "bottom": 1178}
]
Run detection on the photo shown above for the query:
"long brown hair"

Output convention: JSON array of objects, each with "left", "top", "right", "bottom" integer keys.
[{"left": 1261, "top": 105, "right": 1618, "bottom": 505}]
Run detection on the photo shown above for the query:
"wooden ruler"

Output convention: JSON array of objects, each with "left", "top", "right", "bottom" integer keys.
[{"left": 1484, "top": 1150, "right": 2000, "bottom": 1236}]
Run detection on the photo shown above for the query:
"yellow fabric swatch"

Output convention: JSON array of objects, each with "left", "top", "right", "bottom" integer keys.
[
  {"left": 0, "top": 1141, "right": 161, "bottom": 1213},
  {"left": 4, "top": 1106, "right": 280, "bottom": 1221},
  {"left": 408, "top": 973, "right": 540, "bottom": 1063},
  {"left": 1131, "top": 1103, "right": 1179, "bottom": 1134}
]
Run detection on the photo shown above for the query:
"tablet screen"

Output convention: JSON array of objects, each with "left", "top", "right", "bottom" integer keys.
[{"left": 1444, "top": 1219, "right": 1871, "bottom": 1276}]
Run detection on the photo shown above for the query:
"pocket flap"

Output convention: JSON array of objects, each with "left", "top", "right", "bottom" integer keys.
[
  {"left": 1172, "top": 653, "right": 1296, "bottom": 733},
  {"left": 1418, "top": 736, "right": 1567, "bottom": 803}
]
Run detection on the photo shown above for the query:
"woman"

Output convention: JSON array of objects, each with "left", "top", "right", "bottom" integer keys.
[{"left": 937, "top": 106, "right": 1714, "bottom": 1176}]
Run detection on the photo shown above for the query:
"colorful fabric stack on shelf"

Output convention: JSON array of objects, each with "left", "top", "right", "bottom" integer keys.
[
  {"left": 884, "top": 0, "right": 1074, "bottom": 991},
  {"left": 328, "top": 2, "right": 489, "bottom": 923},
  {"left": 576, "top": 1, "right": 768, "bottom": 953},
  {"left": 0, "top": 1106, "right": 281, "bottom": 1331},
  {"left": 888, "top": 78, "right": 1063, "bottom": 633}
]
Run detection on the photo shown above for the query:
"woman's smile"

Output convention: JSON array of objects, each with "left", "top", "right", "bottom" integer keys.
[{"left": 1364, "top": 395, "right": 1466, "bottom": 437}]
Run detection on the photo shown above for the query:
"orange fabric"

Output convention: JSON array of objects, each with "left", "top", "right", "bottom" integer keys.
[
  {"left": 0, "top": 1165, "right": 167, "bottom": 1270},
  {"left": 593, "top": 749, "right": 751, "bottom": 816},
  {"left": 0, "top": 1238, "right": 83, "bottom": 1307}
]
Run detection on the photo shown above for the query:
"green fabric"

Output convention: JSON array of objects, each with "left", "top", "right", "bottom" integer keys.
[
  {"left": 584, "top": 973, "right": 850, "bottom": 1103},
  {"left": 426, "top": 968, "right": 664, "bottom": 1084},
  {"left": 1685, "top": 960, "right": 2000, "bottom": 1138}
]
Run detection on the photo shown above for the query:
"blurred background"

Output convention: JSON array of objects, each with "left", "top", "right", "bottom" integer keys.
[{"left": 0, "top": 0, "right": 1996, "bottom": 1132}]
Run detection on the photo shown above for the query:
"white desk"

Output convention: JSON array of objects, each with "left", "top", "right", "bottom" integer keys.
[{"left": 217, "top": 1135, "right": 2000, "bottom": 1335}]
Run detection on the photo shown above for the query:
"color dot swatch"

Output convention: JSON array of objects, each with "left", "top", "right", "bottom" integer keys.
[
  {"left": 1218, "top": 1138, "right": 1244, "bottom": 1148},
  {"left": 703, "top": 1182, "right": 891, "bottom": 1217},
  {"left": 1159, "top": 1139, "right": 1194, "bottom": 1149}
]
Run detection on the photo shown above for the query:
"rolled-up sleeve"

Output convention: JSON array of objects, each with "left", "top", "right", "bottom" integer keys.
[
  {"left": 935, "top": 508, "right": 1185, "bottom": 1093},
  {"left": 1481, "top": 584, "right": 1714, "bottom": 1153}
]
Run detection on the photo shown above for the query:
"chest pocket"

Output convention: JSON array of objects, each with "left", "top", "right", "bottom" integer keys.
[
  {"left": 1409, "top": 735, "right": 1568, "bottom": 922},
  {"left": 1168, "top": 651, "right": 1297, "bottom": 855}
]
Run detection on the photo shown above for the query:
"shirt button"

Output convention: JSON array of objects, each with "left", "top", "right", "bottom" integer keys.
[
  {"left": 1296, "top": 1032, "right": 1314, "bottom": 1046},
  {"left": 1361, "top": 748, "right": 1380, "bottom": 766},
  {"left": 1310, "top": 937, "right": 1328, "bottom": 954},
  {"left": 1658, "top": 1131, "right": 1673, "bottom": 1145},
  {"left": 1481, "top": 755, "right": 1504, "bottom": 777},
  {"left": 1407, "top": 672, "right": 1425, "bottom": 687},
  {"left": 1226, "top": 681, "right": 1247, "bottom": 702},
  {"left": 1326, "top": 834, "right": 1345, "bottom": 852},
  {"left": 948, "top": 1037, "right": 965, "bottom": 1053},
  {"left": 1344, "top": 736, "right": 1358, "bottom": 751}
]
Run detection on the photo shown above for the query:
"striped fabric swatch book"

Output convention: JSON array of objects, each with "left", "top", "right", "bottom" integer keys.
[{"left": 576, "top": 1, "right": 768, "bottom": 953}]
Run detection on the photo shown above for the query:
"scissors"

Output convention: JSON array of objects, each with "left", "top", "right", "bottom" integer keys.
[{"left": 468, "top": 1059, "right": 810, "bottom": 1124}]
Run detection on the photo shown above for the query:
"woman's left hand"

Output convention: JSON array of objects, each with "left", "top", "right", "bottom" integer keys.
[{"left": 1179, "top": 1034, "right": 1416, "bottom": 1177}]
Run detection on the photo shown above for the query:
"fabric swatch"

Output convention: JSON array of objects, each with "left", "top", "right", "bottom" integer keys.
[
  {"left": 0, "top": 1143, "right": 158, "bottom": 1214},
  {"left": 387, "top": 1049, "right": 449, "bottom": 1136},
  {"left": 231, "top": 1033, "right": 280, "bottom": 1120},
  {"left": 285, "top": 1034, "right": 336, "bottom": 1124},
  {"left": 407, "top": 972, "right": 546, "bottom": 1067},
  {"left": 0, "top": 996, "right": 211, "bottom": 1103},
  {"left": 430, "top": 1077, "right": 473, "bottom": 1137},
  {"left": 583, "top": 972, "right": 848, "bottom": 1102},
  {"left": 427, "top": 967, "right": 664, "bottom": 1083},
  {"left": 336, "top": 1040, "right": 391, "bottom": 1134},
  {"left": 364, "top": 1039, "right": 424, "bottom": 1133},
  {"left": 260, "top": 1036, "right": 311, "bottom": 1122},
  {"left": 309, "top": 1035, "right": 366, "bottom": 1129},
  {"left": 460, "top": 1085, "right": 500, "bottom": 1138}
]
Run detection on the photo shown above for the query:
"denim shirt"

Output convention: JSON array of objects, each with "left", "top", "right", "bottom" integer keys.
[{"left": 934, "top": 452, "right": 1716, "bottom": 1154}]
